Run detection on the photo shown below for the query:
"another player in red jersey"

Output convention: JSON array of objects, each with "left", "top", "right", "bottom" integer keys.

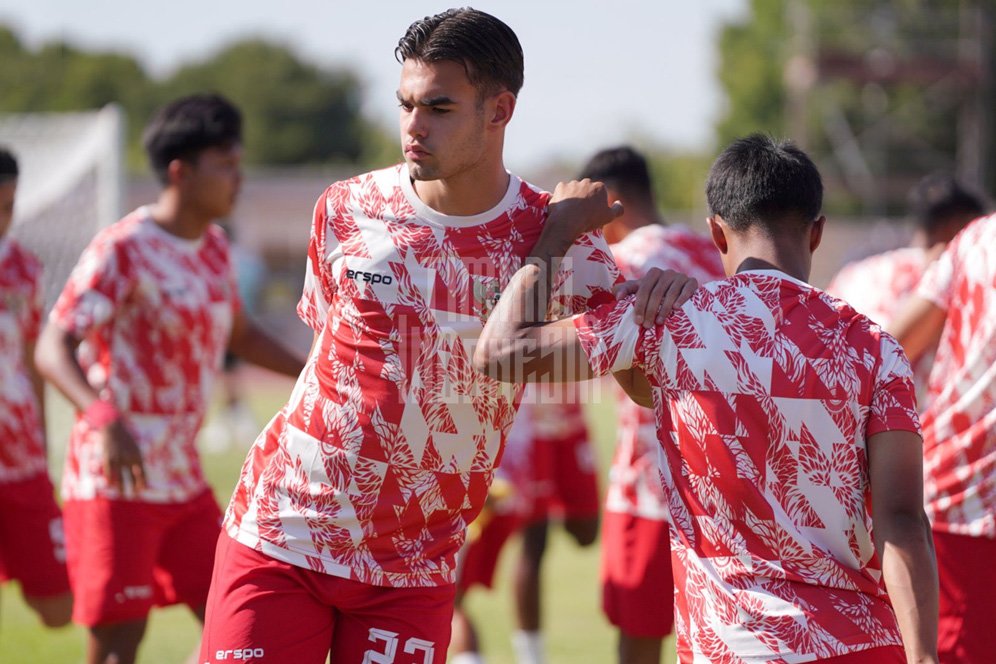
[
  {"left": 0, "top": 147, "right": 73, "bottom": 630},
  {"left": 826, "top": 175, "right": 983, "bottom": 403},
  {"left": 890, "top": 213, "right": 996, "bottom": 664},
  {"left": 199, "top": 10, "right": 637, "bottom": 664},
  {"left": 578, "top": 146, "right": 725, "bottom": 664},
  {"left": 34, "top": 95, "right": 305, "bottom": 664},
  {"left": 476, "top": 135, "right": 939, "bottom": 664}
]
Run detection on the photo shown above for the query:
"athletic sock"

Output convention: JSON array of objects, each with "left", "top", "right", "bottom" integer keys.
[{"left": 511, "top": 630, "right": 545, "bottom": 664}]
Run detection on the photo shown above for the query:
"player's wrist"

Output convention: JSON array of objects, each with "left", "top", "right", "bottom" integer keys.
[{"left": 83, "top": 398, "right": 120, "bottom": 429}]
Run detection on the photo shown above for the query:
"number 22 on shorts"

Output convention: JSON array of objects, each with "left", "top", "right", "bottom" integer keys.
[{"left": 363, "top": 628, "right": 435, "bottom": 664}]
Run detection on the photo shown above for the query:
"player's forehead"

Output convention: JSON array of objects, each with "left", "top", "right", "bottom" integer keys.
[{"left": 397, "top": 58, "right": 476, "bottom": 102}]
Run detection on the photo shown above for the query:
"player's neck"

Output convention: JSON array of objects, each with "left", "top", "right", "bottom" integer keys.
[
  {"left": 151, "top": 190, "right": 213, "bottom": 240},
  {"left": 730, "top": 242, "right": 812, "bottom": 283},
  {"left": 606, "top": 207, "right": 662, "bottom": 244},
  {"left": 412, "top": 162, "right": 510, "bottom": 217}
]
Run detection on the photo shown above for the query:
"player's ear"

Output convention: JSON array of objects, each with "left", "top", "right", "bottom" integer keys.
[
  {"left": 809, "top": 215, "right": 826, "bottom": 253},
  {"left": 707, "top": 216, "right": 729, "bottom": 254},
  {"left": 489, "top": 91, "right": 516, "bottom": 128},
  {"left": 166, "top": 158, "right": 189, "bottom": 187}
]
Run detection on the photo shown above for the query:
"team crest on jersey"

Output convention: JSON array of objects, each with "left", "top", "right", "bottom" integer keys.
[{"left": 473, "top": 278, "right": 503, "bottom": 321}]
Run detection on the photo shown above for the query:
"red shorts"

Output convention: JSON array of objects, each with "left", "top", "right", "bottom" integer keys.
[
  {"left": 526, "top": 431, "right": 599, "bottom": 523},
  {"left": 933, "top": 529, "right": 996, "bottom": 664},
  {"left": 62, "top": 489, "right": 222, "bottom": 627},
  {"left": 818, "top": 646, "right": 905, "bottom": 662},
  {"left": 600, "top": 511, "right": 674, "bottom": 638},
  {"left": 458, "top": 513, "right": 521, "bottom": 591},
  {"left": 0, "top": 473, "right": 70, "bottom": 597},
  {"left": 201, "top": 535, "right": 456, "bottom": 664}
]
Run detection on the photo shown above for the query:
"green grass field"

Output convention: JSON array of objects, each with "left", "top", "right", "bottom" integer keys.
[{"left": 1, "top": 378, "right": 677, "bottom": 663}]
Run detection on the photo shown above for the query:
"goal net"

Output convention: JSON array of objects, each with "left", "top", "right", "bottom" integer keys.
[{"left": 0, "top": 105, "right": 125, "bottom": 311}]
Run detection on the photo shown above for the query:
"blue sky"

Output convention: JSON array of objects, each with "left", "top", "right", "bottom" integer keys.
[{"left": 3, "top": 0, "right": 747, "bottom": 171}]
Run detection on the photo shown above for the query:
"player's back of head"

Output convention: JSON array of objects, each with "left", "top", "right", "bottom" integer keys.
[
  {"left": 142, "top": 93, "right": 242, "bottom": 185},
  {"left": 706, "top": 134, "right": 823, "bottom": 237},
  {"left": 0, "top": 146, "right": 18, "bottom": 184},
  {"left": 395, "top": 7, "right": 524, "bottom": 98},
  {"left": 578, "top": 146, "right": 655, "bottom": 210},
  {"left": 908, "top": 173, "right": 985, "bottom": 244}
]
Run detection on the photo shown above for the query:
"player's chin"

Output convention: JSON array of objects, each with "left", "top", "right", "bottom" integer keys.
[{"left": 406, "top": 161, "right": 440, "bottom": 182}]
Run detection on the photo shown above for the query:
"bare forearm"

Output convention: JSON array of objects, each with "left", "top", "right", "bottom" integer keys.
[
  {"left": 878, "top": 511, "right": 939, "bottom": 663},
  {"left": 229, "top": 324, "right": 306, "bottom": 377},
  {"left": 34, "top": 325, "right": 100, "bottom": 412},
  {"left": 24, "top": 343, "right": 48, "bottom": 451}
]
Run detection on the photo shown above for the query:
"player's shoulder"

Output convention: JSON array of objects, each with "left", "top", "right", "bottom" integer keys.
[
  {"left": 2, "top": 238, "right": 41, "bottom": 274},
  {"left": 87, "top": 207, "right": 151, "bottom": 251}
]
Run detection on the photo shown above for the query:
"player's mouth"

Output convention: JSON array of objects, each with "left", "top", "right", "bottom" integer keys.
[{"left": 404, "top": 144, "right": 430, "bottom": 160}]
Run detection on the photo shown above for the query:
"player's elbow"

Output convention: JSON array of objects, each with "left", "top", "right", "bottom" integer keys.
[{"left": 33, "top": 324, "right": 61, "bottom": 381}]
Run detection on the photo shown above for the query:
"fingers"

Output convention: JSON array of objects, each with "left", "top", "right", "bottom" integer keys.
[
  {"left": 613, "top": 279, "right": 639, "bottom": 299},
  {"left": 650, "top": 275, "right": 699, "bottom": 326}
]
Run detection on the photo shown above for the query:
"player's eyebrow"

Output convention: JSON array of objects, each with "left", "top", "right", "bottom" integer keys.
[{"left": 396, "top": 91, "right": 457, "bottom": 106}]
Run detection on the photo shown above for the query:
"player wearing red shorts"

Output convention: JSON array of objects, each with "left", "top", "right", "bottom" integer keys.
[
  {"left": 200, "top": 10, "right": 622, "bottom": 664},
  {"left": 476, "top": 135, "right": 939, "bottom": 663},
  {"left": 579, "top": 146, "right": 726, "bottom": 664},
  {"left": 35, "top": 96, "right": 304, "bottom": 664},
  {"left": 826, "top": 175, "right": 983, "bottom": 405},
  {"left": 0, "top": 147, "right": 72, "bottom": 629},
  {"left": 891, "top": 213, "right": 996, "bottom": 664}
]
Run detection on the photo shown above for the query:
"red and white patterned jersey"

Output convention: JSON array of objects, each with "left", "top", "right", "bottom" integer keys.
[
  {"left": 224, "top": 165, "right": 619, "bottom": 588},
  {"left": 607, "top": 224, "right": 725, "bottom": 520},
  {"left": 576, "top": 270, "right": 919, "bottom": 663},
  {"left": 0, "top": 238, "right": 47, "bottom": 482},
  {"left": 916, "top": 215, "right": 996, "bottom": 537},
  {"left": 826, "top": 246, "right": 933, "bottom": 401},
  {"left": 50, "top": 208, "right": 240, "bottom": 502}
]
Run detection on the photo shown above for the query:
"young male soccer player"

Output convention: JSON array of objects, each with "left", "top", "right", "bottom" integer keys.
[
  {"left": 35, "top": 95, "right": 305, "bottom": 664},
  {"left": 826, "top": 174, "right": 983, "bottom": 403},
  {"left": 578, "top": 146, "right": 725, "bottom": 664},
  {"left": 889, "top": 213, "right": 995, "bottom": 664},
  {"left": 476, "top": 134, "right": 939, "bottom": 663},
  {"left": 199, "top": 9, "right": 647, "bottom": 663},
  {"left": 0, "top": 147, "right": 73, "bottom": 629}
]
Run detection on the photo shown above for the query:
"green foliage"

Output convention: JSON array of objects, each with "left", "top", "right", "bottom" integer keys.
[
  {"left": 0, "top": 24, "right": 394, "bottom": 171},
  {"left": 715, "top": 0, "right": 788, "bottom": 144}
]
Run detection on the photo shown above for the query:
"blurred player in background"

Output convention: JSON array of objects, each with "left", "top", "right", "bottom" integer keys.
[
  {"left": 508, "top": 383, "right": 600, "bottom": 664},
  {"left": 578, "top": 146, "right": 725, "bottom": 664},
  {"left": 200, "top": 10, "right": 624, "bottom": 663},
  {"left": 476, "top": 134, "right": 939, "bottom": 663},
  {"left": 826, "top": 174, "right": 984, "bottom": 403},
  {"left": 890, "top": 212, "right": 995, "bottom": 664},
  {"left": 35, "top": 95, "right": 304, "bottom": 664},
  {"left": 0, "top": 147, "right": 73, "bottom": 630}
]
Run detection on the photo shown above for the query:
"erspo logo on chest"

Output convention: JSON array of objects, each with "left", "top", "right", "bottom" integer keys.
[{"left": 345, "top": 268, "right": 394, "bottom": 285}]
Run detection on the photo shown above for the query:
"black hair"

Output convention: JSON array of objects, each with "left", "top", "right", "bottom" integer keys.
[
  {"left": 395, "top": 7, "right": 524, "bottom": 98},
  {"left": 706, "top": 133, "right": 822, "bottom": 234},
  {"left": 142, "top": 93, "right": 242, "bottom": 185},
  {"left": 909, "top": 173, "right": 985, "bottom": 235},
  {"left": 578, "top": 146, "right": 655, "bottom": 208},
  {"left": 0, "top": 147, "right": 17, "bottom": 184}
]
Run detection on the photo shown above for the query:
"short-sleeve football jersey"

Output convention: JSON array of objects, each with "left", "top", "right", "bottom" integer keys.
[
  {"left": 576, "top": 270, "right": 919, "bottom": 663},
  {"left": 224, "top": 165, "right": 619, "bottom": 588},
  {"left": 50, "top": 208, "right": 240, "bottom": 502},
  {"left": 607, "top": 224, "right": 725, "bottom": 520},
  {"left": 0, "top": 238, "right": 47, "bottom": 482},
  {"left": 916, "top": 215, "right": 996, "bottom": 537},
  {"left": 826, "top": 247, "right": 933, "bottom": 402}
]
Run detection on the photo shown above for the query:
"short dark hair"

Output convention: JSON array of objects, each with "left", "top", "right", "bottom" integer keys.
[
  {"left": 0, "top": 147, "right": 18, "bottom": 184},
  {"left": 395, "top": 8, "right": 524, "bottom": 98},
  {"left": 142, "top": 93, "right": 242, "bottom": 184},
  {"left": 578, "top": 146, "right": 655, "bottom": 208},
  {"left": 706, "top": 134, "right": 822, "bottom": 234},
  {"left": 909, "top": 173, "right": 985, "bottom": 234}
]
